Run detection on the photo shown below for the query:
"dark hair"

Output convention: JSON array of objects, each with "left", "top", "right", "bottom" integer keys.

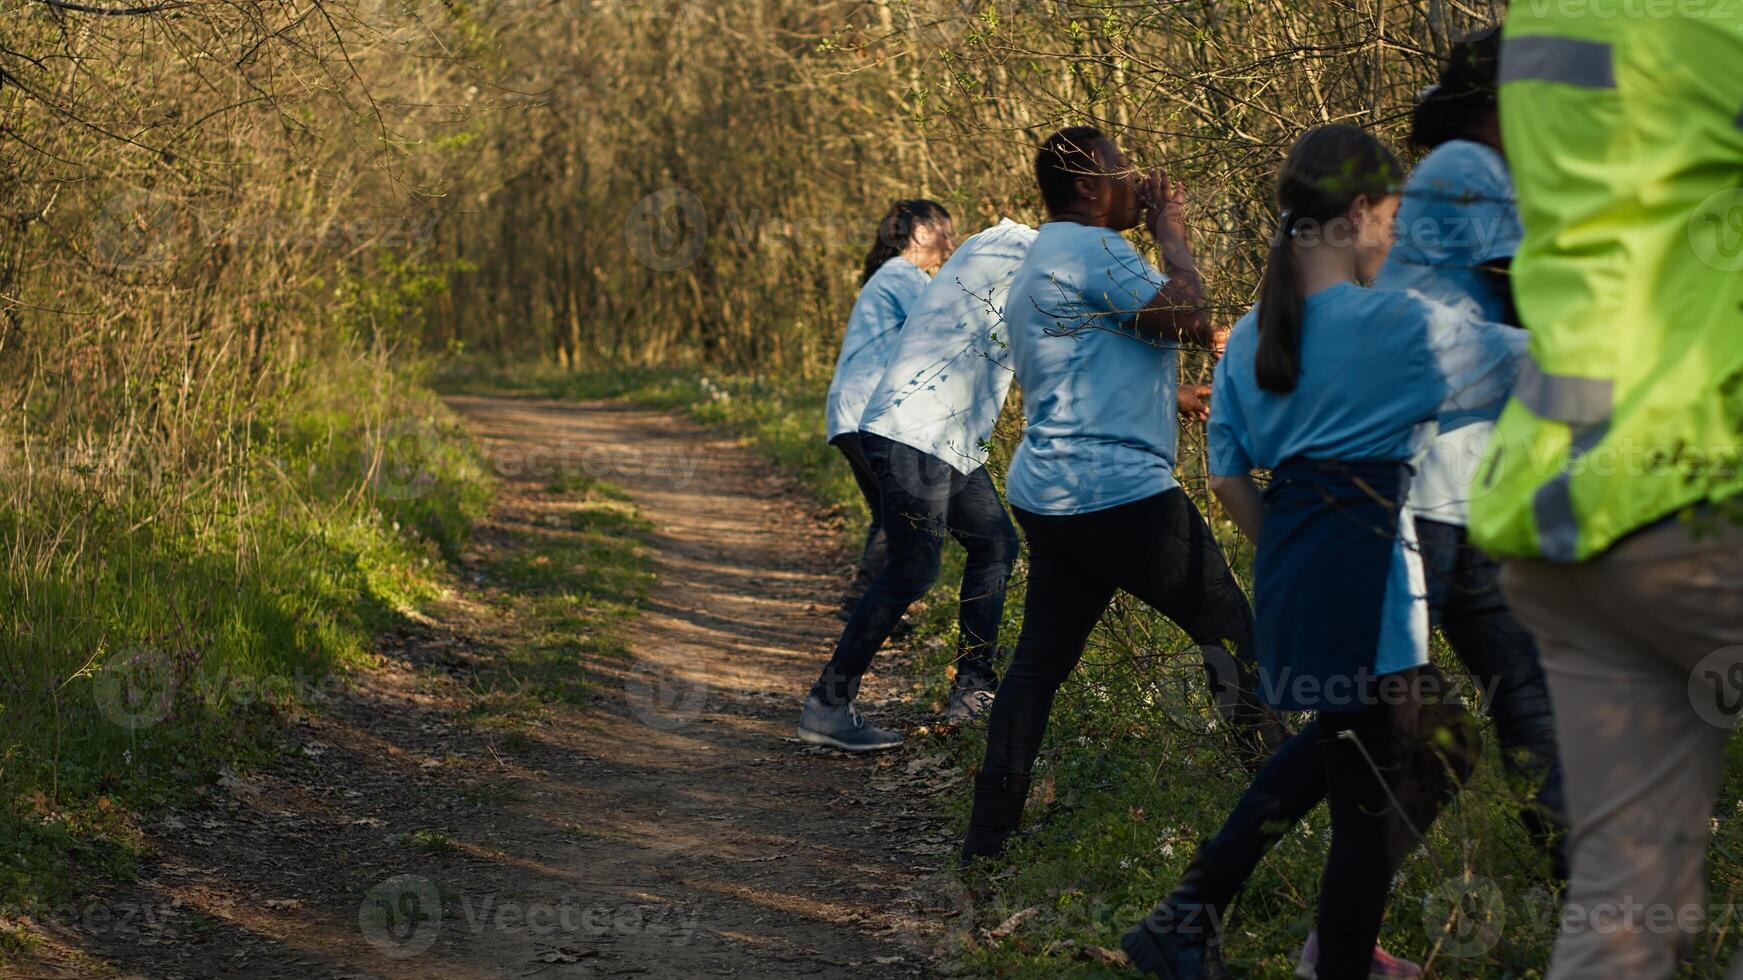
[
  {"left": 1034, "top": 126, "right": 1110, "bottom": 214},
  {"left": 861, "top": 199, "right": 950, "bottom": 285},
  {"left": 1256, "top": 125, "right": 1402, "bottom": 393},
  {"left": 1410, "top": 27, "right": 1502, "bottom": 150}
]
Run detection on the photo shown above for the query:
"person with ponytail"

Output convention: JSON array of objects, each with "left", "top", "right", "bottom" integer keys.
[
  {"left": 957, "top": 126, "right": 1289, "bottom": 866},
  {"left": 1122, "top": 125, "right": 1525, "bottom": 980},
  {"left": 1380, "top": 26, "right": 1568, "bottom": 881},
  {"left": 802, "top": 206, "right": 1038, "bottom": 751},
  {"left": 824, "top": 200, "right": 954, "bottom": 623}
]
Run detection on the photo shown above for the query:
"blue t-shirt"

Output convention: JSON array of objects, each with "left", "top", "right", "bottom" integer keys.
[
  {"left": 1212, "top": 282, "right": 1525, "bottom": 678},
  {"left": 859, "top": 219, "right": 1038, "bottom": 474},
  {"left": 824, "top": 256, "right": 931, "bottom": 441},
  {"left": 1208, "top": 282, "right": 1526, "bottom": 478},
  {"left": 1004, "top": 221, "right": 1175, "bottom": 515},
  {"left": 1377, "top": 139, "right": 1525, "bottom": 526}
]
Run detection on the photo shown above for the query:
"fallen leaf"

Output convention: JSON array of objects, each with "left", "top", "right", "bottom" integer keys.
[
  {"left": 1074, "top": 943, "right": 1128, "bottom": 966},
  {"left": 984, "top": 906, "right": 1038, "bottom": 941}
]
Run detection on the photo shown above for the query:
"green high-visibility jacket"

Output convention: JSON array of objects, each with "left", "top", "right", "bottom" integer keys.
[{"left": 1469, "top": 9, "right": 1743, "bottom": 561}]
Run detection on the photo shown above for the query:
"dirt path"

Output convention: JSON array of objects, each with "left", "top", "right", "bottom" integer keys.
[{"left": 24, "top": 397, "right": 969, "bottom": 980}]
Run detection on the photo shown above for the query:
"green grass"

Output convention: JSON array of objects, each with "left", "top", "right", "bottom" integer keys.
[
  {"left": 399, "top": 828, "right": 461, "bottom": 854},
  {"left": 459, "top": 471, "right": 653, "bottom": 731},
  {"left": 440, "top": 355, "right": 1743, "bottom": 979},
  {"left": 0, "top": 358, "right": 492, "bottom": 915}
]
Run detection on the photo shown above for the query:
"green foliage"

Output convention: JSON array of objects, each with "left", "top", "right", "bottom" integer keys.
[
  {"left": 455, "top": 357, "right": 1743, "bottom": 979},
  {"left": 399, "top": 828, "right": 461, "bottom": 854},
  {"left": 335, "top": 255, "right": 457, "bottom": 348},
  {"left": 461, "top": 470, "right": 652, "bottom": 729},
  {"left": 0, "top": 356, "right": 491, "bottom": 912}
]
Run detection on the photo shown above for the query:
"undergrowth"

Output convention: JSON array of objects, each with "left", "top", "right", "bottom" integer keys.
[{"left": 441, "top": 355, "right": 1743, "bottom": 979}]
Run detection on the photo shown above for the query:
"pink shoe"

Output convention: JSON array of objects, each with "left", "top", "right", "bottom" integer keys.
[{"left": 1293, "top": 930, "right": 1424, "bottom": 979}]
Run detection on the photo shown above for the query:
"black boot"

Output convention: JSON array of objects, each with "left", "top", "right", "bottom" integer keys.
[
  {"left": 1200, "top": 644, "right": 1290, "bottom": 771},
  {"left": 958, "top": 772, "right": 1029, "bottom": 865},
  {"left": 1121, "top": 853, "right": 1231, "bottom": 979},
  {"left": 1125, "top": 723, "right": 1335, "bottom": 979}
]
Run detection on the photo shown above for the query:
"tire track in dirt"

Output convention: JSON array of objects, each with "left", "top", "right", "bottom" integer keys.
[{"left": 22, "top": 396, "right": 966, "bottom": 980}]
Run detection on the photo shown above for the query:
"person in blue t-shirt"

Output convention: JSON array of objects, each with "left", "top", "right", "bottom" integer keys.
[
  {"left": 799, "top": 218, "right": 1031, "bottom": 751},
  {"left": 1123, "top": 125, "right": 1523, "bottom": 980},
  {"left": 858, "top": 218, "right": 1037, "bottom": 477},
  {"left": 1377, "top": 27, "right": 1566, "bottom": 881},
  {"left": 823, "top": 200, "right": 953, "bottom": 622},
  {"left": 958, "top": 126, "right": 1287, "bottom": 864}
]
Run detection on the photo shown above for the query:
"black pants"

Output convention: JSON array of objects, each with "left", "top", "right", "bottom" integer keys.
[
  {"left": 1321, "top": 678, "right": 1483, "bottom": 978},
  {"left": 813, "top": 434, "right": 1019, "bottom": 704},
  {"left": 979, "top": 489, "right": 1264, "bottom": 782},
  {"left": 1418, "top": 517, "right": 1567, "bottom": 874},
  {"left": 1146, "top": 523, "right": 1559, "bottom": 976},
  {"left": 831, "top": 433, "right": 889, "bottom": 604},
  {"left": 1159, "top": 667, "right": 1478, "bottom": 980}
]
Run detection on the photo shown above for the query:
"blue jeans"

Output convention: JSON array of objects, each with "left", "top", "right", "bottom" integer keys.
[
  {"left": 831, "top": 433, "right": 889, "bottom": 605},
  {"left": 812, "top": 433, "right": 1019, "bottom": 705}
]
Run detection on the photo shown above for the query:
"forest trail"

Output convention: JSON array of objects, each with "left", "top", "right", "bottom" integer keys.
[{"left": 27, "top": 397, "right": 966, "bottom": 980}]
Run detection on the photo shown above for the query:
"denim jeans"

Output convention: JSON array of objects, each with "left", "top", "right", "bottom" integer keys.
[
  {"left": 1418, "top": 517, "right": 1567, "bottom": 873},
  {"left": 831, "top": 433, "right": 889, "bottom": 604},
  {"left": 812, "top": 433, "right": 1018, "bottom": 705}
]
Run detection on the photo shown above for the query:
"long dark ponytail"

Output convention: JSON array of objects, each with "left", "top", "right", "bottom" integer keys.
[
  {"left": 861, "top": 199, "right": 950, "bottom": 285},
  {"left": 1255, "top": 125, "right": 1402, "bottom": 393}
]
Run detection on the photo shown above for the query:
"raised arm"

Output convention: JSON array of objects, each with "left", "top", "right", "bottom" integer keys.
[{"left": 1133, "top": 170, "right": 1213, "bottom": 346}]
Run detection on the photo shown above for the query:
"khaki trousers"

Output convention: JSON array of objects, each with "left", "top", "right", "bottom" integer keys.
[{"left": 1502, "top": 515, "right": 1743, "bottom": 980}]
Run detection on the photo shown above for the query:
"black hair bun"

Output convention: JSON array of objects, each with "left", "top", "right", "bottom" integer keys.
[{"left": 1409, "top": 26, "right": 1501, "bottom": 150}]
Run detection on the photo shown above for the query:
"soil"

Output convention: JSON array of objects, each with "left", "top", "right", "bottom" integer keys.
[{"left": 19, "top": 397, "right": 975, "bottom": 980}]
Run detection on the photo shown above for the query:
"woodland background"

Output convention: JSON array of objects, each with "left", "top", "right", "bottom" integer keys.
[{"left": 22, "top": 2, "right": 1732, "bottom": 977}]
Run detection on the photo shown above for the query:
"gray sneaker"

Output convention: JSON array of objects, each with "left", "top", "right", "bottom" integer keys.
[
  {"left": 942, "top": 687, "right": 996, "bottom": 723},
  {"left": 797, "top": 695, "right": 903, "bottom": 752}
]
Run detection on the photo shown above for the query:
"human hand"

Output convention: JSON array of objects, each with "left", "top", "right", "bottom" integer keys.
[
  {"left": 1141, "top": 168, "right": 1192, "bottom": 265},
  {"left": 1177, "top": 383, "right": 1212, "bottom": 422}
]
